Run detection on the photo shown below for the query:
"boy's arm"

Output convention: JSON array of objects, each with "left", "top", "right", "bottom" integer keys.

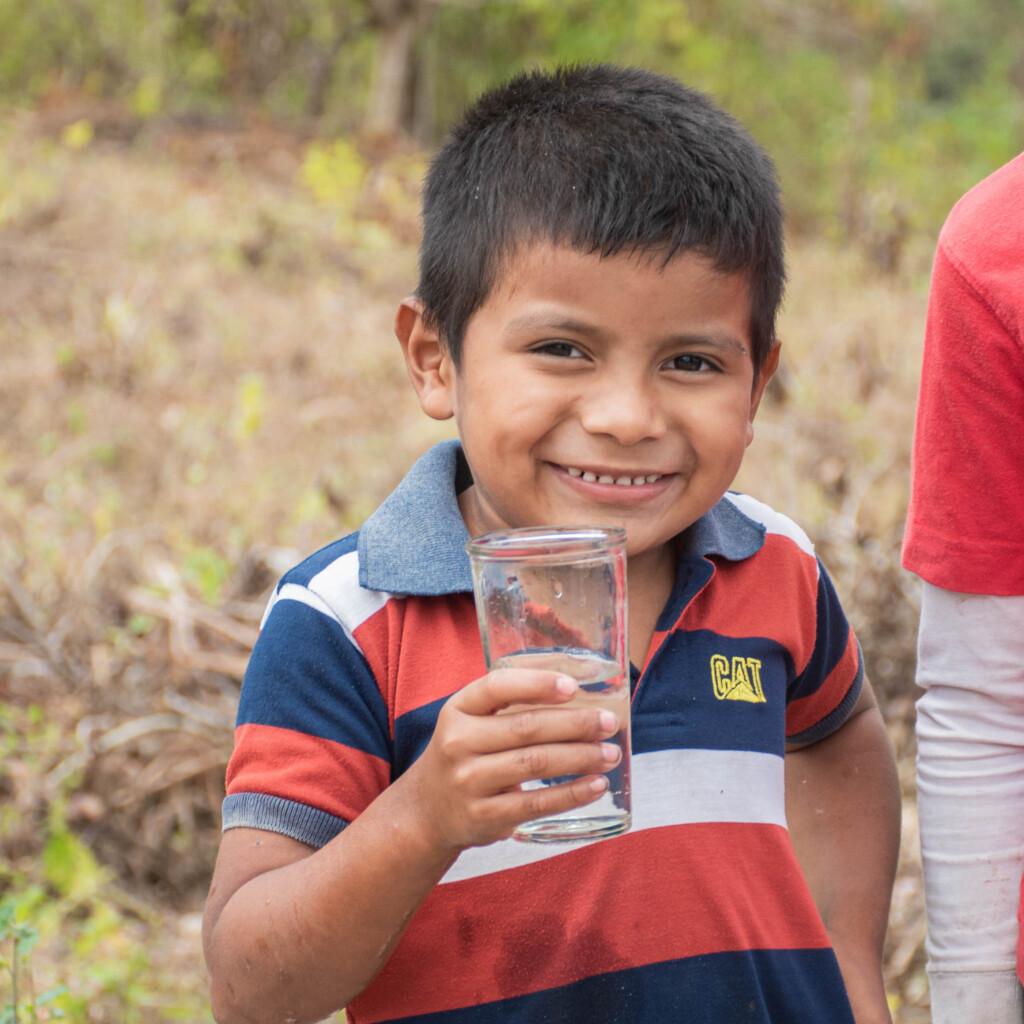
[
  {"left": 785, "top": 680, "right": 901, "bottom": 1024},
  {"left": 203, "top": 668, "right": 621, "bottom": 1024}
]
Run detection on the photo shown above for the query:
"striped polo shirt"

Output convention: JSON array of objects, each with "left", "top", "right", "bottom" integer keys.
[{"left": 224, "top": 439, "right": 861, "bottom": 1023}]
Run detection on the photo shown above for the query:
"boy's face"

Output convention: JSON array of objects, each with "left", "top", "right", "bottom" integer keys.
[{"left": 398, "top": 242, "right": 778, "bottom": 573}]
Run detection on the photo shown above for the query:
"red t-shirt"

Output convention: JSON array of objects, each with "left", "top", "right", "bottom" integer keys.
[{"left": 902, "top": 152, "right": 1024, "bottom": 596}]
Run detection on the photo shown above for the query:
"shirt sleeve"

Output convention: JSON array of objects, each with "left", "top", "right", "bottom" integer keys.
[
  {"left": 784, "top": 557, "right": 864, "bottom": 746},
  {"left": 222, "top": 579, "right": 393, "bottom": 848},
  {"left": 902, "top": 218, "right": 1024, "bottom": 595}
]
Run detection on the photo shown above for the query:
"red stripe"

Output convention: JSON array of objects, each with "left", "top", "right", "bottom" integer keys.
[
  {"left": 639, "top": 628, "right": 671, "bottom": 673},
  {"left": 785, "top": 629, "right": 861, "bottom": 737},
  {"left": 354, "top": 594, "right": 487, "bottom": 723},
  {"left": 682, "top": 536, "right": 819, "bottom": 675},
  {"left": 226, "top": 723, "right": 389, "bottom": 822},
  {"left": 353, "top": 821, "right": 829, "bottom": 1022}
]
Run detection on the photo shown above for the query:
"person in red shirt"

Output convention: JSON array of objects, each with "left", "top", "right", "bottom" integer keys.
[{"left": 903, "top": 152, "right": 1024, "bottom": 1023}]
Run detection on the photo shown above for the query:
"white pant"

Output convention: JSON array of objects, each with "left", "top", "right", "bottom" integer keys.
[{"left": 916, "top": 585, "right": 1024, "bottom": 1023}]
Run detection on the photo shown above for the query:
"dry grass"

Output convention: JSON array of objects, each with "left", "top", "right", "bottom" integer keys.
[{"left": 0, "top": 102, "right": 932, "bottom": 1020}]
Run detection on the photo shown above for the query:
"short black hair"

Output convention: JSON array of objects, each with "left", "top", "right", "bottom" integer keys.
[{"left": 416, "top": 63, "right": 785, "bottom": 376}]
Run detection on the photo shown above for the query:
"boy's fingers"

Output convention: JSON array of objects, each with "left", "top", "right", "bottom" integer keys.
[
  {"left": 453, "top": 668, "right": 578, "bottom": 716},
  {"left": 456, "top": 706, "right": 621, "bottom": 756},
  {"left": 482, "top": 774, "right": 611, "bottom": 836},
  {"left": 460, "top": 741, "right": 622, "bottom": 795}
]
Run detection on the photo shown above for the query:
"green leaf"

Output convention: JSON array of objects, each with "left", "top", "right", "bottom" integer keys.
[
  {"left": 133, "top": 75, "right": 163, "bottom": 119},
  {"left": 182, "top": 545, "right": 235, "bottom": 605},
  {"left": 60, "top": 119, "right": 94, "bottom": 151},
  {"left": 13, "top": 922, "right": 39, "bottom": 958},
  {"left": 42, "top": 829, "right": 108, "bottom": 901},
  {"left": 37, "top": 983, "right": 70, "bottom": 1006}
]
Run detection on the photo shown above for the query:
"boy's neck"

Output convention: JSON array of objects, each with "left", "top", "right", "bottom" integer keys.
[{"left": 626, "top": 542, "right": 678, "bottom": 670}]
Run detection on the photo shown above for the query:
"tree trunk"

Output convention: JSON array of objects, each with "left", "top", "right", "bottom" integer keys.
[
  {"left": 306, "top": 16, "right": 368, "bottom": 119},
  {"left": 363, "top": 1, "right": 432, "bottom": 138}
]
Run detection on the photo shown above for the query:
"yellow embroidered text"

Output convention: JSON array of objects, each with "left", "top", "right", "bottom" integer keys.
[{"left": 710, "top": 655, "right": 766, "bottom": 703}]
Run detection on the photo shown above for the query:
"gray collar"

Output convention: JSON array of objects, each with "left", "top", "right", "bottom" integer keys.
[{"left": 358, "top": 439, "right": 765, "bottom": 596}]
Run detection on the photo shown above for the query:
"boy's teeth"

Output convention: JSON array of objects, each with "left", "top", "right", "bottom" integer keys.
[{"left": 565, "top": 466, "right": 662, "bottom": 486}]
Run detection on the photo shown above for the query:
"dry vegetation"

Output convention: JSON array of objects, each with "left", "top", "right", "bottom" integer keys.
[{"left": 1, "top": 102, "right": 931, "bottom": 1020}]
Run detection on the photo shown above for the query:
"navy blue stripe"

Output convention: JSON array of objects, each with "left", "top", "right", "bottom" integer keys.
[
  {"left": 392, "top": 694, "right": 449, "bottom": 779},
  {"left": 633, "top": 630, "right": 791, "bottom": 757},
  {"left": 654, "top": 552, "right": 714, "bottom": 632},
  {"left": 787, "top": 559, "right": 851, "bottom": 703},
  {"left": 383, "top": 947, "right": 853, "bottom": 1024},
  {"left": 238, "top": 597, "right": 392, "bottom": 763},
  {"left": 788, "top": 641, "right": 865, "bottom": 746}
]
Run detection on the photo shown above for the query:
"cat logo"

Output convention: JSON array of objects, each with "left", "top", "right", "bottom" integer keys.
[{"left": 710, "top": 655, "right": 766, "bottom": 704}]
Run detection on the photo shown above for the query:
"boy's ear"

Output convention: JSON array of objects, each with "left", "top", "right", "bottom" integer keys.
[
  {"left": 746, "top": 340, "right": 782, "bottom": 446},
  {"left": 395, "top": 298, "right": 456, "bottom": 421}
]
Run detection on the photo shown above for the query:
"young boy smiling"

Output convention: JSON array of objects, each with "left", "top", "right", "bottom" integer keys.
[{"left": 203, "top": 65, "right": 901, "bottom": 1024}]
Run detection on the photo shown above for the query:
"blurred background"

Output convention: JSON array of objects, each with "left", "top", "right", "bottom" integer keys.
[{"left": 1, "top": 0, "right": 1022, "bottom": 1020}]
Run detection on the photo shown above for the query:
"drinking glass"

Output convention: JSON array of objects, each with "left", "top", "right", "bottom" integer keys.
[{"left": 466, "top": 525, "right": 631, "bottom": 842}]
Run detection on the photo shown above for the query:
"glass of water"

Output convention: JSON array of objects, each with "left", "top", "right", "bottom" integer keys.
[{"left": 465, "top": 525, "right": 631, "bottom": 843}]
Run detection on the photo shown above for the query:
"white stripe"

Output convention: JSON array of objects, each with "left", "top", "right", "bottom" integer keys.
[
  {"left": 259, "top": 588, "right": 280, "bottom": 630},
  {"left": 268, "top": 551, "right": 397, "bottom": 653},
  {"left": 308, "top": 550, "right": 394, "bottom": 636},
  {"left": 724, "top": 492, "right": 815, "bottom": 558},
  {"left": 440, "top": 747, "right": 785, "bottom": 884},
  {"left": 275, "top": 583, "right": 340, "bottom": 621}
]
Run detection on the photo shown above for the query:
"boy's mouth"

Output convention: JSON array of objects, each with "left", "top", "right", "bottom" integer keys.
[{"left": 564, "top": 466, "right": 664, "bottom": 487}]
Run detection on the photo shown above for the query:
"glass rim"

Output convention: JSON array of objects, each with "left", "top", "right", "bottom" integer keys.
[{"left": 465, "top": 524, "right": 627, "bottom": 560}]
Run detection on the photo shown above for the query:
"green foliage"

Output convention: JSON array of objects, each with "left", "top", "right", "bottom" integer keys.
[
  {"left": 59, "top": 120, "right": 94, "bottom": 151},
  {"left": 0, "top": 0, "right": 370, "bottom": 116},
  {"left": 182, "top": 544, "right": 235, "bottom": 604},
  {"left": 42, "top": 827, "right": 111, "bottom": 904},
  {"left": 0, "top": 706, "right": 214, "bottom": 1023},
  {"left": 231, "top": 372, "right": 266, "bottom": 442},
  {"left": 0, "top": 865, "right": 212, "bottom": 1023},
  {"left": 132, "top": 76, "right": 163, "bottom": 120},
  {"left": 301, "top": 138, "right": 368, "bottom": 209},
  {"left": 1, "top": 0, "right": 1020, "bottom": 243},
  {"left": 299, "top": 138, "right": 426, "bottom": 250},
  {"left": 429, "top": 0, "right": 1022, "bottom": 242},
  {"left": 1, "top": 894, "right": 70, "bottom": 1024}
]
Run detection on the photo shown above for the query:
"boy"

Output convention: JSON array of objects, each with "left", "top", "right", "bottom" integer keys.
[{"left": 203, "top": 65, "right": 900, "bottom": 1024}]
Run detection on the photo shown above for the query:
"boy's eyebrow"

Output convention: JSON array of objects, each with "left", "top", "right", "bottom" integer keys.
[
  {"left": 671, "top": 330, "right": 750, "bottom": 357},
  {"left": 506, "top": 312, "right": 749, "bottom": 356},
  {"left": 505, "top": 312, "right": 599, "bottom": 336}
]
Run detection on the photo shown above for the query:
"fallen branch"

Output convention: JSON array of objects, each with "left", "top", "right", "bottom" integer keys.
[{"left": 127, "top": 587, "right": 259, "bottom": 650}]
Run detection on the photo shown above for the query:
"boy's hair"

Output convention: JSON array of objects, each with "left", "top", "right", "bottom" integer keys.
[{"left": 417, "top": 63, "right": 785, "bottom": 377}]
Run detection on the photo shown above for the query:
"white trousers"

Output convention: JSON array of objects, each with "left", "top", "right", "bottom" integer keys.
[{"left": 916, "top": 585, "right": 1024, "bottom": 1023}]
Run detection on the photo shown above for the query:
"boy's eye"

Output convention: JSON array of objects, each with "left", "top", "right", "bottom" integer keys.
[
  {"left": 533, "top": 340, "right": 585, "bottom": 359},
  {"left": 667, "top": 353, "right": 717, "bottom": 373}
]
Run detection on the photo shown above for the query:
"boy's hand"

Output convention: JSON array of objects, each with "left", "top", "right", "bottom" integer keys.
[{"left": 406, "top": 668, "right": 622, "bottom": 852}]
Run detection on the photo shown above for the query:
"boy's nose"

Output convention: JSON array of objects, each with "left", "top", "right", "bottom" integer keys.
[{"left": 577, "top": 377, "right": 668, "bottom": 445}]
